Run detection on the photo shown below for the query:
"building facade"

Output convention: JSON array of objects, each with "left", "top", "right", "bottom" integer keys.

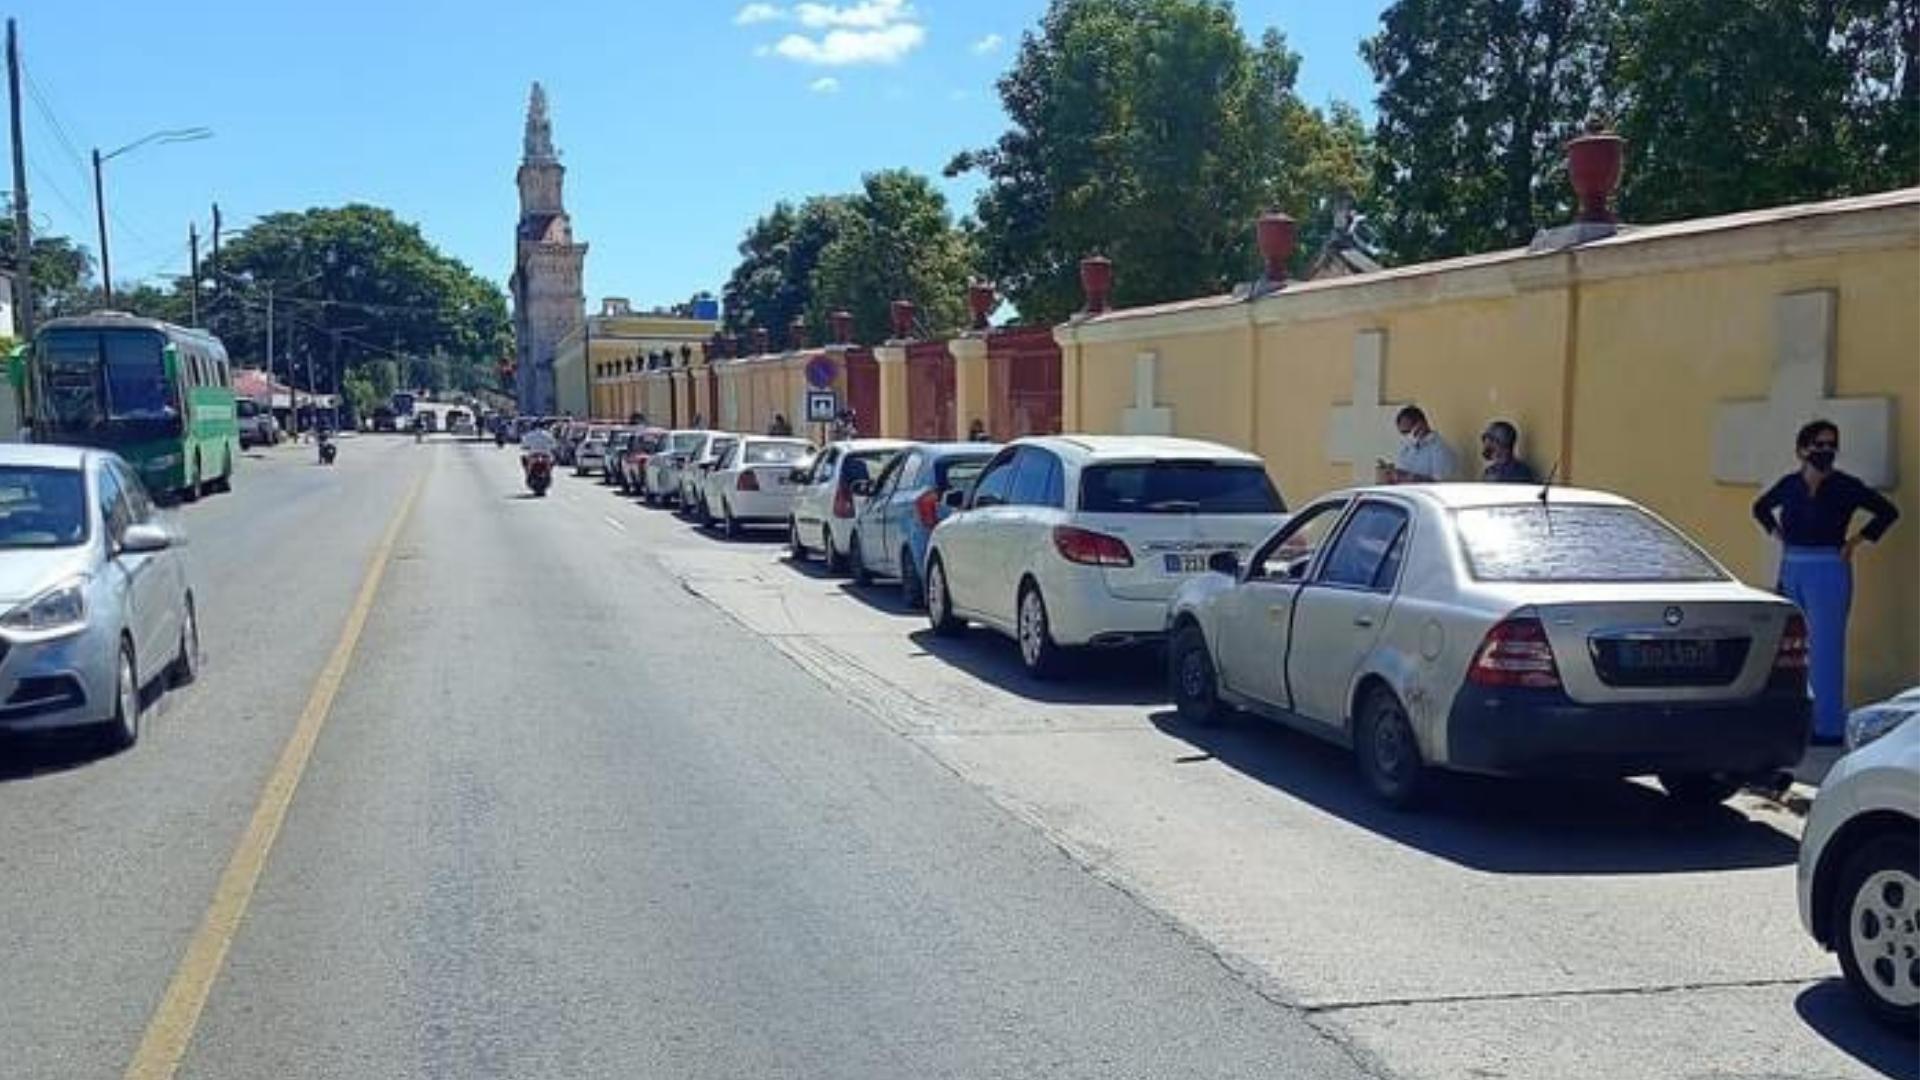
[
  {"left": 556, "top": 298, "right": 718, "bottom": 420},
  {"left": 509, "top": 82, "right": 587, "bottom": 414}
]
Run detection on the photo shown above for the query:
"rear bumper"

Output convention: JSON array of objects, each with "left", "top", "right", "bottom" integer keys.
[
  {"left": 1042, "top": 569, "right": 1171, "bottom": 647},
  {"left": 1444, "top": 685, "right": 1810, "bottom": 777}
]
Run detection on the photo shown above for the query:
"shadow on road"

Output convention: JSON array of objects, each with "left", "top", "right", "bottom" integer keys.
[
  {"left": 1793, "top": 980, "right": 1917, "bottom": 1079},
  {"left": 0, "top": 732, "right": 113, "bottom": 783},
  {"left": 1147, "top": 709, "right": 1802, "bottom": 875},
  {"left": 905, "top": 628, "right": 1168, "bottom": 707}
]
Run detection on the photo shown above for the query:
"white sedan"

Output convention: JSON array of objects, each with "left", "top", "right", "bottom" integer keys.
[
  {"left": 696, "top": 436, "right": 813, "bottom": 538},
  {"left": 643, "top": 430, "right": 714, "bottom": 507},
  {"left": 789, "top": 439, "right": 910, "bottom": 571},
  {"left": 924, "top": 435, "right": 1286, "bottom": 678},
  {"left": 1166, "top": 484, "right": 1812, "bottom": 807}
]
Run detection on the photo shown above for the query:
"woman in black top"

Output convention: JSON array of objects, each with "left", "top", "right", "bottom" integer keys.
[{"left": 1751, "top": 419, "right": 1900, "bottom": 744}]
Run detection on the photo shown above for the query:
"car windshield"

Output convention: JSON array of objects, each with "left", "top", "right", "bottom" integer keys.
[
  {"left": 0, "top": 466, "right": 88, "bottom": 548},
  {"left": 1078, "top": 461, "right": 1282, "bottom": 514},
  {"left": 1453, "top": 504, "right": 1727, "bottom": 582},
  {"left": 746, "top": 441, "right": 810, "bottom": 465},
  {"left": 937, "top": 457, "right": 992, "bottom": 490}
]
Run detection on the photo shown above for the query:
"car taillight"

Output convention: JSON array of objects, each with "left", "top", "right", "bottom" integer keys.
[
  {"left": 833, "top": 486, "right": 855, "bottom": 518},
  {"left": 1468, "top": 615, "right": 1561, "bottom": 689},
  {"left": 915, "top": 489, "right": 940, "bottom": 529},
  {"left": 1772, "top": 613, "right": 1809, "bottom": 682},
  {"left": 1052, "top": 526, "right": 1133, "bottom": 567},
  {"left": 737, "top": 470, "right": 760, "bottom": 492}
]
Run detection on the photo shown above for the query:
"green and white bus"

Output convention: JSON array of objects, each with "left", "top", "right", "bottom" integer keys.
[{"left": 11, "top": 313, "right": 240, "bottom": 501}]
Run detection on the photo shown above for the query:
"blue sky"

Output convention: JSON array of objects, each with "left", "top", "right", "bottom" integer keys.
[{"left": 12, "top": 0, "right": 1389, "bottom": 310}]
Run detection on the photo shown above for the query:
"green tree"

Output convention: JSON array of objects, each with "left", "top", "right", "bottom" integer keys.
[
  {"left": 721, "top": 196, "right": 857, "bottom": 346},
  {"left": 810, "top": 169, "right": 976, "bottom": 343},
  {"left": 950, "top": 0, "right": 1364, "bottom": 323},
  {"left": 0, "top": 222, "right": 97, "bottom": 322}
]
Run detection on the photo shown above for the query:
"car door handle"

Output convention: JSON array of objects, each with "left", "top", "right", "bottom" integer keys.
[
  {"left": 1353, "top": 614, "right": 1375, "bottom": 628},
  {"left": 1267, "top": 605, "right": 1285, "bottom": 622}
]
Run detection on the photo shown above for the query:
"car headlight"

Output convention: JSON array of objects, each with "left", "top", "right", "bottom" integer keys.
[
  {"left": 1846, "top": 704, "right": 1916, "bottom": 751},
  {"left": 1, "top": 578, "right": 89, "bottom": 635}
]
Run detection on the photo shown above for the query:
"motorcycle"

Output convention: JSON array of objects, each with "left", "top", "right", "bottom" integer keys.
[
  {"left": 317, "top": 434, "right": 338, "bottom": 466},
  {"left": 523, "top": 451, "right": 554, "bottom": 497}
]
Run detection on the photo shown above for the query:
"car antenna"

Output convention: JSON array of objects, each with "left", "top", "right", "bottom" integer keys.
[{"left": 1537, "top": 460, "right": 1560, "bottom": 536}]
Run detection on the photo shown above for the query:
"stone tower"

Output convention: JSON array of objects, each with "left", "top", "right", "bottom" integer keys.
[{"left": 510, "top": 82, "right": 587, "bottom": 413}]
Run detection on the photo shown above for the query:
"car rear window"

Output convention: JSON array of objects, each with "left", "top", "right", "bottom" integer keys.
[
  {"left": 669, "top": 433, "right": 702, "bottom": 453},
  {"left": 1452, "top": 504, "right": 1726, "bottom": 582},
  {"left": 842, "top": 450, "right": 899, "bottom": 485},
  {"left": 1078, "top": 462, "right": 1283, "bottom": 514},
  {"left": 937, "top": 457, "right": 990, "bottom": 490},
  {"left": 746, "top": 442, "right": 809, "bottom": 465}
]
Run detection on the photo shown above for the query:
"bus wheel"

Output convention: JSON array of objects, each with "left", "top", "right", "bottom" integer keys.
[
  {"left": 181, "top": 451, "right": 203, "bottom": 502},
  {"left": 209, "top": 446, "right": 234, "bottom": 494}
]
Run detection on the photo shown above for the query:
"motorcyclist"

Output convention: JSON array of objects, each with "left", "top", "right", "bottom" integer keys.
[
  {"left": 413, "top": 414, "right": 427, "bottom": 443},
  {"left": 494, "top": 417, "right": 508, "bottom": 448},
  {"left": 521, "top": 424, "right": 557, "bottom": 461}
]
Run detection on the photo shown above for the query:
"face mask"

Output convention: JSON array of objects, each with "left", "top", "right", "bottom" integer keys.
[
  {"left": 1481, "top": 444, "right": 1496, "bottom": 461},
  {"left": 1401, "top": 432, "right": 1420, "bottom": 448},
  {"left": 1806, "top": 449, "right": 1836, "bottom": 472}
]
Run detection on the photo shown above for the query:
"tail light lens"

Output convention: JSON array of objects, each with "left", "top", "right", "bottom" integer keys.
[
  {"left": 915, "top": 489, "right": 941, "bottom": 529},
  {"left": 1468, "top": 615, "right": 1561, "bottom": 689},
  {"left": 737, "top": 470, "right": 760, "bottom": 492},
  {"left": 1052, "top": 526, "right": 1133, "bottom": 567},
  {"left": 833, "top": 485, "right": 855, "bottom": 518},
  {"left": 1771, "top": 613, "right": 1809, "bottom": 687}
]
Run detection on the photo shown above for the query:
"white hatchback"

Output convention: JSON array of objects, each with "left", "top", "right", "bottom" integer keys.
[
  {"left": 697, "top": 436, "right": 814, "bottom": 538},
  {"left": 924, "top": 436, "right": 1286, "bottom": 677},
  {"left": 789, "top": 439, "right": 911, "bottom": 571},
  {"left": 643, "top": 430, "right": 716, "bottom": 507}
]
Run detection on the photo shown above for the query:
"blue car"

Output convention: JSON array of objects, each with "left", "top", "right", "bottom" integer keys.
[{"left": 848, "top": 441, "right": 1000, "bottom": 607}]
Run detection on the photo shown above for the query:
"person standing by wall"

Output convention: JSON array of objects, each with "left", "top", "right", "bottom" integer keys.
[
  {"left": 1479, "top": 420, "right": 1537, "bottom": 483},
  {"left": 1752, "top": 419, "right": 1901, "bottom": 745},
  {"left": 1378, "top": 405, "right": 1460, "bottom": 484}
]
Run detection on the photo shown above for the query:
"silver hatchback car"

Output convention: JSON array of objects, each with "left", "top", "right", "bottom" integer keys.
[{"left": 0, "top": 445, "right": 199, "bottom": 749}]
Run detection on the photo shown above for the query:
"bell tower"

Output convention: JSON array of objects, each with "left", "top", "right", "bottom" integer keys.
[{"left": 509, "top": 82, "right": 587, "bottom": 413}]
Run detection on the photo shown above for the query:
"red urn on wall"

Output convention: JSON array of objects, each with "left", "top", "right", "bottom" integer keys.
[
  {"left": 789, "top": 316, "right": 809, "bottom": 350},
  {"left": 889, "top": 299, "right": 916, "bottom": 339},
  {"left": 967, "top": 282, "right": 997, "bottom": 330},
  {"left": 1567, "top": 131, "right": 1626, "bottom": 223},
  {"left": 828, "top": 309, "right": 853, "bottom": 345},
  {"left": 1256, "top": 212, "right": 1296, "bottom": 285},
  {"left": 1079, "top": 256, "right": 1113, "bottom": 314}
]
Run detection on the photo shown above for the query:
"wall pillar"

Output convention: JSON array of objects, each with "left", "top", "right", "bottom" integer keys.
[
  {"left": 874, "top": 344, "right": 909, "bottom": 439},
  {"left": 950, "top": 335, "right": 989, "bottom": 439},
  {"left": 1053, "top": 328, "right": 1081, "bottom": 432}
]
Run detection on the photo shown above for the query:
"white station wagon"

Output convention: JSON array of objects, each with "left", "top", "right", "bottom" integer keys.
[
  {"left": 925, "top": 435, "right": 1287, "bottom": 676},
  {"left": 1167, "top": 484, "right": 1812, "bottom": 807}
]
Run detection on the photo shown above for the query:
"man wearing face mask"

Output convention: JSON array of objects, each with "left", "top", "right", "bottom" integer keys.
[
  {"left": 1752, "top": 419, "right": 1900, "bottom": 745},
  {"left": 1379, "top": 405, "right": 1460, "bottom": 484},
  {"left": 1478, "top": 420, "right": 1536, "bottom": 483}
]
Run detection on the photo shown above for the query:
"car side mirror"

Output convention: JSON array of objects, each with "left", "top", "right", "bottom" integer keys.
[
  {"left": 850, "top": 479, "right": 873, "bottom": 497},
  {"left": 943, "top": 489, "right": 968, "bottom": 511},
  {"left": 1207, "top": 550, "right": 1240, "bottom": 577},
  {"left": 118, "top": 522, "right": 173, "bottom": 554}
]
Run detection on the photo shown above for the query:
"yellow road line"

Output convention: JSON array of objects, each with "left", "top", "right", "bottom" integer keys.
[{"left": 124, "top": 469, "right": 425, "bottom": 1080}]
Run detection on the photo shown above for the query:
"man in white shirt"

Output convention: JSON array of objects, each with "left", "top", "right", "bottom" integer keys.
[
  {"left": 521, "top": 425, "right": 558, "bottom": 457},
  {"left": 1381, "top": 405, "right": 1460, "bottom": 484}
]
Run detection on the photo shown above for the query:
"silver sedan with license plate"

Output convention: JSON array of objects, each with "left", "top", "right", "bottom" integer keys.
[{"left": 1166, "top": 483, "right": 1811, "bottom": 808}]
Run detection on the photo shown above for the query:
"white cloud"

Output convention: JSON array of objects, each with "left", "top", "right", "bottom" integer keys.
[
  {"left": 794, "top": 0, "right": 913, "bottom": 29},
  {"left": 970, "top": 33, "right": 1003, "bottom": 54},
  {"left": 772, "top": 22, "right": 925, "bottom": 66},
  {"left": 809, "top": 76, "right": 841, "bottom": 94},
  {"left": 733, "top": 3, "right": 786, "bottom": 24}
]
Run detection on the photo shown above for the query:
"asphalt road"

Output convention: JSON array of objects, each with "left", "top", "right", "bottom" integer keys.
[{"left": 0, "top": 436, "right": 1375, "bottom": 1080}]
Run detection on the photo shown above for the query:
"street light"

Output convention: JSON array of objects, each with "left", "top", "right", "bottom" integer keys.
[{"left": 92, "top": 126, "right": 214, "bottom": 306}]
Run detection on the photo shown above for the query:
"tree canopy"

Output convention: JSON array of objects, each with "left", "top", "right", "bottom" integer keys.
[
  {"left": 720, "top": 196, "right": 857, "bottom": 347},
  {"left": 0, "top": 220, "right": 97, "bottom": 324},
  {"left": 809, "top": 169, "right": 976, "bottom": 343}
]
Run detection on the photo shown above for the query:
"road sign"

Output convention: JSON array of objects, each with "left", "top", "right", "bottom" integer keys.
[
  {"left": 805, "top": 390, "right": 837, "bottom": 423},
  {"left": 805, "top": 355, "right": 839, "bottom": 390}
]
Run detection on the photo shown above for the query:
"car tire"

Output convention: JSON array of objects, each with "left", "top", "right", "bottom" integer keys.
[
  {"left": 101, "top": 639, "right": 140, "bottom": 752},
  {"left": 1355, "top": 687, "right": 1425, "bottom": 809},
  {"left": 788, "top": 518, "right": 808, "bottom": 561},
  {"left": 899, "top": 548, "right": 925, "bottom": 609},
  {"left": 1016, "top": 581, "right": 1062, "bottom": 679},
  {"left": 823, "top": 526, "right": 847, "bottom": 575},
  {"left": 169, "top": 595, "right": 202, "bottom": 687},
  {"left": 723, "top": 502, "right": 740, "bottom": 540},
  {"left": 926, "top": 556, "right": 963, "bottom": 637},
  {"left": 1658, "top": 772, "right": 1743, "bottom": 808},
  {"left": 849, "top": 532, "right": 871, "bottom": 586},
  {"left": 1830, "top": 831, "right": 1920, "bottom": 1033},
  {"left": 1169, "top": 622, "right": 1224, "bottom": 726}
]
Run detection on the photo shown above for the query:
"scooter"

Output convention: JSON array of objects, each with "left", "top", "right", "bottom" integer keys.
[
  {"left": 317, "top": 434, "right": 338, "bottom": 466},
  {"left": 523, "top": 451, "right": 554, "bottom": 497}
]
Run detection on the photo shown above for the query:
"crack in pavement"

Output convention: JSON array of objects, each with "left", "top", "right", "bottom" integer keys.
[{"left": 1300, "top": 974, "right": 1831, "bottom": 1014}]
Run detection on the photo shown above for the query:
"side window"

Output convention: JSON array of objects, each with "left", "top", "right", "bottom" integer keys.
[
  {"left": 1248, "top": 499, "right": 1348, "bottom": 580},
  {"left": 869, "top": 454, "right": 906, "bottom": 499},
  {"left": 1317, "top": 502, "right": 1412, "bottom": 591},
  {"left": 896, "top": 452, "right": 923, "bottom": 491},
  {"left": 113, "top": 461, "right": 157, "bottom": 524},
  {"left": 96, "top": 464, "right": 131, "bottom": 543},
  {"left": 815, "top": 450, "right": 838, "bottom": 483},
  {"left": 1007, "top": 449, "right": 1061, "bottom": 507},
  {"left": 969, "top": 450, "right": 1020, "bottom": 507}
]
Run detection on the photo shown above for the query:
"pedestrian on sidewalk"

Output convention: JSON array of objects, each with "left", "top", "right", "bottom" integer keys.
[
  {"left": 1478, "top": 420, "right": 1536, "bottom": 483},
  {"left": 1378, "top": 405, "right": 1459, "bottom": 484},
  {"left": 768, "top": 413, "right": 793, "bottom": 436},
  {"left": 1752, "top": 419, "right": 1900, "bottom": 745}
]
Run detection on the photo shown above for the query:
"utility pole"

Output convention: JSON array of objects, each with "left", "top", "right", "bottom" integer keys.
[
  {"left": 187, "top": 222, "right": 199, "bottom": 325},
  {"left": 91, "top": 148, "right": 111, "bottom": 307},
  {"left": 208, "top": 203, "right": 220, "bottom": 324},
  {"left": 264, "top": 286, "right": 275, "bottom": 435},
  {"left": 7, "top": 18, "right": 33, "bottom": 338}
]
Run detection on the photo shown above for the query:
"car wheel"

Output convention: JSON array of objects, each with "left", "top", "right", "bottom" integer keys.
[
  {"left": 169, "top": 595, "right": 202, "bottom": 687},
  {"left": 926, "top": 556, "right": 963, "bottom": 637},
  {"left": 1831, "top": 832, "right": 1920, "bottom": 1032},
  {"left": 849, "top": 532, "right": 871, "bottom": 586},
  {"left": 1356, "top": 687, "right": 1425, "bottom": 809},
  {"left": 1169, "top": 622, "right": 1224, "bottom": 726},
  {"left": 102, "top": 639, "right": 140, "bottom": 751},
  {"left": 1016, "top": 582, "right": 1062, "bottom": 679},
  {"left": 721, "top": 502, "right": 740, "bottom": 540},
  {"left": 899, "top": 548, "right": 925, "bottom": 609},
  {"left": 1658, "top": 772, "right": 1743, "bottom": 808},
  {"left": 823, "top": 526, "right": 848, "bottom": 575},
  {"left": 788, "top": 518, "right": 808, "bottom": 561}
]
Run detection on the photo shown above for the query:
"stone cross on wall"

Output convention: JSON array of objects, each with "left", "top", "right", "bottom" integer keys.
[
  {"left": 1325, "top": 330, "right": 1402, "bottom": 483},
  {"left": 1121, "top": 351, "right": 1174, "bottom": 435},
  {"left": 1711, "top": 289, "right": 1895, "bottom": 489}
]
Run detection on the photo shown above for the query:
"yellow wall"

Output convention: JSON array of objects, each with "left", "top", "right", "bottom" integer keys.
[{"left": 1059, "top": 191, "right": 1920, "bottom": 704}]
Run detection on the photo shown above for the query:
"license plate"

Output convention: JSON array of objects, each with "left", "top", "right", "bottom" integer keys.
[
  {"left": 1163, "top": 553, "right": 1209, "bottom": 574},
  {"left": 1617, "top": 639, "right": 1717, "bottom": 671}
]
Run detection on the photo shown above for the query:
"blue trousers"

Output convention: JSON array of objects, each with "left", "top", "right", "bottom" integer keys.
[{"left": 1779, "top": 548, "right": 1852, "bottom": 740}]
